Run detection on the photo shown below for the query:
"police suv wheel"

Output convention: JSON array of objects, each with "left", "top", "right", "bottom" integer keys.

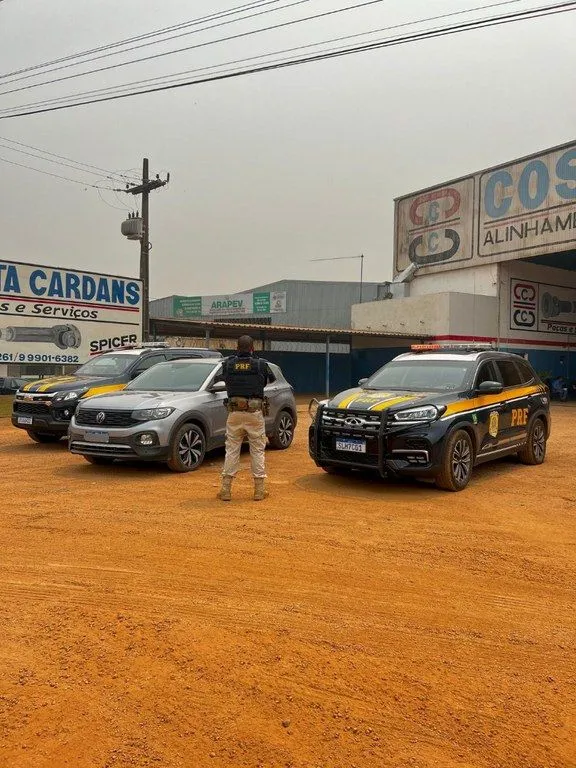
[
  {"left": 27, "top": 431, "right": 61, "bottom": 444},
  {"left": 268, "top": 411, "right": 295, "bottom": 450},
  {"left": 518, "top": 417, "right": 547, "bottom": 466},
  {"left": 167, "top": 424, "right": 206, "bottom": 472},
  {"left": 435, "top": 429, "right": 474, "bottom": 492}
]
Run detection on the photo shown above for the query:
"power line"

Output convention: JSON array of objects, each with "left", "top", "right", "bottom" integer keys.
[
  {"left": 0, "top": 138, "right": 137, "bottom": 183},
  {"left": 0, "top": 0, "right": 315, "bottom": 92},
  {"left": 97, "top": 186, "right": 132, "bottom": 211},
  {"left": 0, "top": 0, "right": 287, "bottom": 81},
  {"left": 0, "top": 0, "right": 387, "bottom": 97},
  {"left": 1, "top": 1, "right": 574, "bottom": 119},
  {"left": 0, "top": 155, "right": 118, "bottom": 188},
  {"left": 0, "top": 0, "right": 528, "bottom": 115}
]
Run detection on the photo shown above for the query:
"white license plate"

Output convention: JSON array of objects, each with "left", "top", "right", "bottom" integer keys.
[
  {"left": 17, "top": 416, "right": 34, "bottom": 425},
  {"left": 336, "top": 438, "right": 366, "bottom": 453},
  {"left": 84, "top": 430, "right": 109, "bottom": 444}
]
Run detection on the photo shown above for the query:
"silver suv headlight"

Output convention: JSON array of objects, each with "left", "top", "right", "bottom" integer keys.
[
  {"left": 132, "top": 407, "right": 175, "bottom": 421},
  {"left": 392, "top": 405, "right": 440, "bottom": 423}
]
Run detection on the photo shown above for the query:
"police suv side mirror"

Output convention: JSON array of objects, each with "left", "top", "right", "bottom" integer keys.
[
  {"left": 210, "top": 380, "right": 227, "bottom": 393},
  {"left": 358, "top": 378, "right": 368, "bottom": 387},
  {"left": 477, "top": 380, "right": 503, "bottom": 395}
]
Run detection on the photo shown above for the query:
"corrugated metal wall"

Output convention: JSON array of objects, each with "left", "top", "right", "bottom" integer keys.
[{"left": 246, "top": 280, "right": 383, "bottom": 328}]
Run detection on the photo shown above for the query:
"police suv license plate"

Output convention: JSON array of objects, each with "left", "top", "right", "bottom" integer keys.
[
  {"left": 17, "top": 416, "right": 33, "bottom": 425},
  {"left": 84, "top": 430, "right": 109, "bottom": 444},
  {"left": 336, "top": 438, "right": 366, "bottom": 453}
]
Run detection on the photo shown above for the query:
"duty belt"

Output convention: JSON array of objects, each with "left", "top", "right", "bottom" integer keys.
[{"left": 227, "top": 396, "right": 264, "bottom": 413}]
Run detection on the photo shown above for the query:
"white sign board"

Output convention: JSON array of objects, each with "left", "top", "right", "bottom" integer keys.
[
  {"left": 0, "top": 260, "right": 143, "bottom": 365},
  {"left": 510, "top": 278, "right": 576, "bottom": 335},
  {"left": 174, "top": 291, "right": 287, "bottom": 318},
  {"left": 395, "top": 178, "right": 475, "bottom": 273},
  {"left": 395, "top": 141, "right": 576, "bottom": 275}
]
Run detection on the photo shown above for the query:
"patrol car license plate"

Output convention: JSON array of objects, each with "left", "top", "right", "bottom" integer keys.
[
  {"left": 336, "top": 438, "right": 366, "bottom": 453},
  {"left": 84, "top": 430, "right": 109, "bottom": 444},
  {"left": 17, "top": 416, "right": 33, "bottom": 425}
]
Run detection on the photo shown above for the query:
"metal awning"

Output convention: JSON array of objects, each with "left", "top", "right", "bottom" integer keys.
[{"left": 150, "top": 316, "right": 427, "bottom": 344}]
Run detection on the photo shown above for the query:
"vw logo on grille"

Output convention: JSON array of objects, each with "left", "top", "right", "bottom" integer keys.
[
  {"left": 96, "top": 412, "right": 106, "bottom": 424},
  {"left": 344, "top": 417, "right": 363, "bottom": 426}
]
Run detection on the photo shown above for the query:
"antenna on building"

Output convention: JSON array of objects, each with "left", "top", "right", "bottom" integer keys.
[{"left": 310, "top": 254, "right": 365, "bottom": 302}]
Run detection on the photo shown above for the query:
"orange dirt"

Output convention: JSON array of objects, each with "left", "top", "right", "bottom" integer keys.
[{"left": 0, "top": 405, "right": 575, "bottom": 768}]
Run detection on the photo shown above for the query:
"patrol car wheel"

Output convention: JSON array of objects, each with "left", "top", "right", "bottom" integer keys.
[
  {"left": 435, "top": 429, "right": 473, "bottom": 492},
  {"left": 27, "top": 431, "right": 61, "bottom": 444},
  {"left": 518, "top": 417, "right": 547, "bottom": 465},
  {"left": 167, "top": 424, "right": 206, "bottom": 472},
  {"left": 268, "top": 411, "right": 295, "bottom": 450}
]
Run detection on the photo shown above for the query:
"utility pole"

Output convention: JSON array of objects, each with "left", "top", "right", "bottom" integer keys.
[{"left": 121, "top": 159, "right": 169, "bottom": 341}]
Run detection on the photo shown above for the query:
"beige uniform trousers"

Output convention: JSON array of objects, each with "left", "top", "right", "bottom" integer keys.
[{"left": 222, "top": 410, "right": 267, "bottom": 478}]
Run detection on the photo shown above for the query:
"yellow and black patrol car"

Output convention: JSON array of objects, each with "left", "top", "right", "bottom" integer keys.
[
  {"left": 308, "top": 344, "right": 551, "bottom": 491},
  {"left": 12, "top": 344, "right": 222, "bottom": 443}
]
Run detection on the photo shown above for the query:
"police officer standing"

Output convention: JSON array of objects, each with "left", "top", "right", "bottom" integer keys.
[{"left": 219, "top": 335, "right": 273, "bottom": 502}]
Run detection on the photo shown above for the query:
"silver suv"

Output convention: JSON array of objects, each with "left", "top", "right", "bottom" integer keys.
[{"left": 68, "top": 358, "right": 297, "bottom": 471}]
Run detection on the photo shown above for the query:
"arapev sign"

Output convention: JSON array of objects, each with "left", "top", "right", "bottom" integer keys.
[
  {"left": 173, "top": 291, "right": 287, "bottom": 318},
  {"left": 395, "top": 141, "right": 576, "bottom": 275}
]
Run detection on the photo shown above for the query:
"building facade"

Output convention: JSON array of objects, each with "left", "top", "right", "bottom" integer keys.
[
  {"left": 352, "top": 140, "right": 576, "bottom": 381},
  {"left": 150, "top": 279, "right": 388, "bottom": 352}
]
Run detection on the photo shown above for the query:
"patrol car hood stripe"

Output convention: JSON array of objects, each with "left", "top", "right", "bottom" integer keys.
[
  {"left": 21, "top": 376, "right": 117, "bottom": 394},
  {"left": 334, "top": 390, "right": 433, "bottom": 412}
]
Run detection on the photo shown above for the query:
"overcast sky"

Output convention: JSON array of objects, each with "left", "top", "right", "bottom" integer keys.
[{"left": 1, "top": 0, "right": 575, "bottom": 299}]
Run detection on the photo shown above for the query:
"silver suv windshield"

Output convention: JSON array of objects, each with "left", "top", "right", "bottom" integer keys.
[
  {"left": 126, "top": 360, "right": 220, "bottom": 392},
  {"left": 76, "top": 353, "right": 140, "bottom": 377},
  {"left": 366, "top": 360, "right": 473, "bottom": 392}
]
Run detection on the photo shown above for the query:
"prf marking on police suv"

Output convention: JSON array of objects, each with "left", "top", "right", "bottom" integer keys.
[{"left": 308, "top": 343, "right": 551, "bottom": 492}]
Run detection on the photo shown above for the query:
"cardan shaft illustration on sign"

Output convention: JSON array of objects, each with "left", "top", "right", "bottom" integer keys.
[
  {"left": 0, "top": 324, "right": 81, "bottom": 350},
  {"left": 0, "top": 260, "right": 143, "bottom": 365}
]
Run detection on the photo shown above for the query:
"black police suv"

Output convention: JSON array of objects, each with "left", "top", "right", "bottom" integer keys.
[
  {"left": 309, "top": 345, "right": 551, "bottom": 491},
  {"left": 12, "top": 343, "right": 222, "bottom": 443}
]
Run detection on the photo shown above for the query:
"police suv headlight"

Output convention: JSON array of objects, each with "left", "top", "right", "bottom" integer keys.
[
  {"left": 392, "top": 405, "right": 441, "bottom": 423},
  {"left": 132, "top": 407, "right": 175, "bottom": 421},
  {"left": 308, "top": 398, "right": 328, "bottom": 420},
  {"left": 53, "top": 389, "right": 85, "bottom": 403}
]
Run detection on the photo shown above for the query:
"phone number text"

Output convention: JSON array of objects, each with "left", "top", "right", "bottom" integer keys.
[{"left": 0, "top": 353, "right": 80, "bottom": 363}]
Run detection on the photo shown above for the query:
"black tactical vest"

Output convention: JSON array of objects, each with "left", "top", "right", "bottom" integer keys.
[{"left": 223, "top": 354, "right": 268, "bottom": 399}]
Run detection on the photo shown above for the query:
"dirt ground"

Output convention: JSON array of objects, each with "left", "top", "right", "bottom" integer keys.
[{"left": 0, "top": 405, "right": 575, "bottom": 768}]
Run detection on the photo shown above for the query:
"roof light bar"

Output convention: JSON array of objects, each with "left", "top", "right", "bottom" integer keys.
[{"left": 410, "top": 342, "right": 495, "bottom": 353}]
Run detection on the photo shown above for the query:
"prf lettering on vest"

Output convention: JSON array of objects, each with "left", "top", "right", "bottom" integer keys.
[
  {"left": 235, "top": 363, "right": 251, "bottom": 371},
  {"left": 511, "top": 408, "right": 529, "bottom": 427}
]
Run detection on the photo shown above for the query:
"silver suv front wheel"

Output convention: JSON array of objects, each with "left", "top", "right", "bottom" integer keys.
[{"left": 167, "top": 423, "right": 206, "bottom": 472}]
